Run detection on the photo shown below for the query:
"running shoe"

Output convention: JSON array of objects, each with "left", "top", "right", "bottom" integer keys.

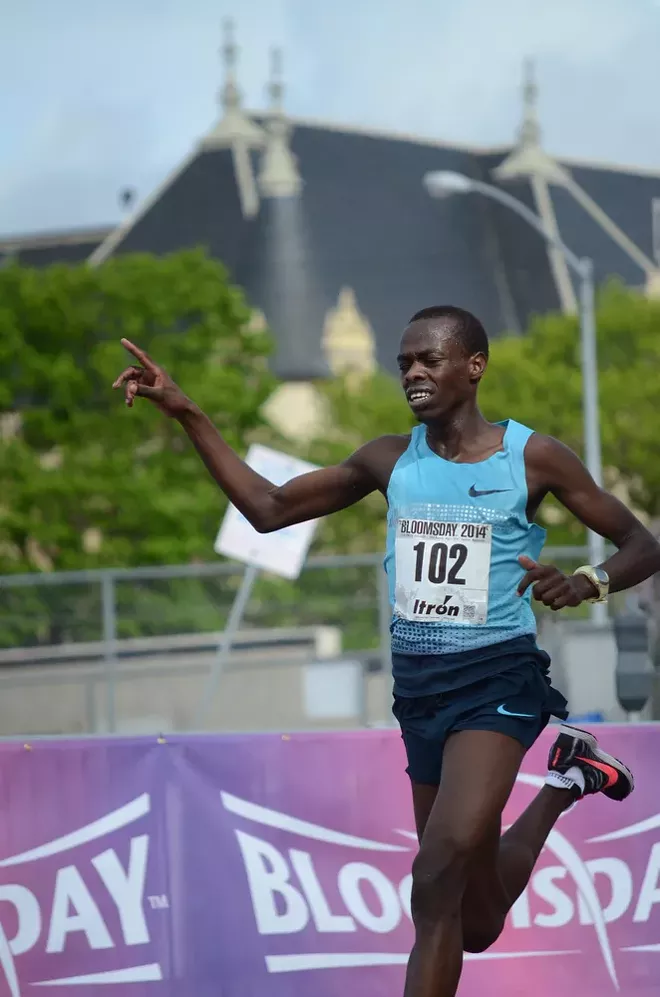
[{"left": 547, "top": 724, "right": 634, "bottom": 802}]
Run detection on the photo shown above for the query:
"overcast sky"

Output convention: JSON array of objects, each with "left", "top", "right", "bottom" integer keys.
[{"left": 1, "top": 0, "right": 659, "bottom": 237}]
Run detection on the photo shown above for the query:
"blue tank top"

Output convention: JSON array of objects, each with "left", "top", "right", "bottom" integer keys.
[{"left": 385, "top": 420, "right": 545, "bottom": 656}]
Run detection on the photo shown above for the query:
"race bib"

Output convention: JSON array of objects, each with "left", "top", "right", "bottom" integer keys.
[{"left": 394, "top": 518, "right": 492, "bottom": 625}]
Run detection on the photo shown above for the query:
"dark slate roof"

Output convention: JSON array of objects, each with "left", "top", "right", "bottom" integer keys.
[
  {"left": 88, "top": 126, "right": 526, "bottom": 377},
  {"left": 103, "top": 149, "right": 251, "bottom": 276},
  {"left": 7, "top": 119, "right": 660, "bottom": 380},
  {"left": 0, "top": 227, "right": 112, "bottom": 268},
  {"left": 261, "top": 126, "right": 514, "bottom": 375}
]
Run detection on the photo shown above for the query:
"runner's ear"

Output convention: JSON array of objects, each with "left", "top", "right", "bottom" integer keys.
[{"left": 468, "top": 351, "right": 487, "bottom": 383}]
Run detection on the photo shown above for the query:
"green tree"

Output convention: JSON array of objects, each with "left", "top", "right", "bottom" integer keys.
[
  {"left": 479, "top": 281, "right": 660, "bottom": 541},
  {"left": 0, "top": 249, "right": 275, "bottom": 573},
  {"left": 0, "top": 251, "right": 276, "bottom": 646},
  {"left": 5, "top": 266, "right": 658, "bottom": 651}
]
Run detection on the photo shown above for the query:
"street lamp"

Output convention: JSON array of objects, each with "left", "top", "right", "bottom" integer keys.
[{"left": 424, "top": 170, "right": 607, "bottom": 624}]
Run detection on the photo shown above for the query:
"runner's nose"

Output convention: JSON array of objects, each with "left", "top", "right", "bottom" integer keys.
[{"left": 403, "top": 362, "right": 428, "bottom": 385}]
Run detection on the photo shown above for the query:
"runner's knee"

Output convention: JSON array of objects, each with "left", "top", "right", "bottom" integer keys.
[{"left": 411, "top": 828, "right": 482, "bottom": 921}]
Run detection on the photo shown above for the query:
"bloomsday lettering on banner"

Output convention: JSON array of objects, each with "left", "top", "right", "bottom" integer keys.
[{"left": 1, "top": 729, "right": 660, "bottom": 996}]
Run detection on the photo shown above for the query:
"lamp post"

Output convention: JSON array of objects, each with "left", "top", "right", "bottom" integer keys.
[{"left": 424, "top": 171, "right": 607, "bottom": 624}]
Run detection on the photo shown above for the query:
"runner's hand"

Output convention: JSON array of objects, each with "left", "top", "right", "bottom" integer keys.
[
  {"left": 517, "top": 555, "right": 597, "bottom": 610},
  {"left": 112, "top": 339, "right": 191, "bottom": 417}
]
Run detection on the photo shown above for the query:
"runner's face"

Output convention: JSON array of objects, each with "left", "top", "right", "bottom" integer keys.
[{"left": 397, "top": 320, "right": 483, "bottom": 421}]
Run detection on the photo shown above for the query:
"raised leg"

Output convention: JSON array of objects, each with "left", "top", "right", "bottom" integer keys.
[
  {"left": 460, "top": 783, "right": 573, "bottom": 951},
  {"left": 460, "top": 722, "right": 636, "bottom": 952},
  {"left": 408, "top": 723, "right": 635, "bottom": 968}
]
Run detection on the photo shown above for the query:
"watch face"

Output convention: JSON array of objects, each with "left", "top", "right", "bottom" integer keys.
[{"left": 593, "top": 566, "right": 610, "bottom": 585}]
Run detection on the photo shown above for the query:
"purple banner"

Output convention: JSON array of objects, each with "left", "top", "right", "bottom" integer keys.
[{"left": 0, "top": 726, "right": 659, "bottom": 995}]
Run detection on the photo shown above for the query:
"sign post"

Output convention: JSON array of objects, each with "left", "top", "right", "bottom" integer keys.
[{"left": 193, "top": 445, "right": 320, "bottom": 729}]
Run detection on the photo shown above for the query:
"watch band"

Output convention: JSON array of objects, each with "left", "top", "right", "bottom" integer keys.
[{"left": 573, "top": 565, "right": 610, "bottom": 603}]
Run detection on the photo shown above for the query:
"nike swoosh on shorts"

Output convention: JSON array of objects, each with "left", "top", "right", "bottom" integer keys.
[{"left": 497, "top": 704, "right": 536, "bottom": 718}]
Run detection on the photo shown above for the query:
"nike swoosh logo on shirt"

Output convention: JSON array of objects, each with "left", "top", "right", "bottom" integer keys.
[
  {"left": 469, "top": 485, "right": 512, "bottom": 498},
  {"left": 497, "top": 704, "right": 536, "bottom": 719}
]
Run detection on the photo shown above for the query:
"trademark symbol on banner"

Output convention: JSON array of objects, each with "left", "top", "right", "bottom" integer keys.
[{"left": 148, "top": 894, "right": 170, "bottom": 910}]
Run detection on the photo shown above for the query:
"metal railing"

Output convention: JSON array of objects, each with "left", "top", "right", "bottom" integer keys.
[{"left": 0, "top": 546, "right": 609, "bottom": 737}]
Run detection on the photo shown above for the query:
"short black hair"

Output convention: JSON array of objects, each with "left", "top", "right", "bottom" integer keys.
[{"left": 408, "top": 305, "right": 489, "bottom": 358}]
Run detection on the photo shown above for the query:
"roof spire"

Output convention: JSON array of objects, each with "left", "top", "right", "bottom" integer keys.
[
  {"left": 268, "top": 47, "right": 284, "bottom": 116},
  {"left": 221, "top": 18, "right": 240, "bottom": 114},
  {"left": 493, "top": 59, "right": 576, "bottom": 315},
  {"left": 202, "top": 19, "right": 265, "bottom": 149},
  {"left": 520, "top": 58, "right": 540, "bottom": 149},
  {"left": 493, "top": 58, "right": 569, "bottom": 185},
  {"left": 258, "top": 48, "right": 302, "bottom": 198}
]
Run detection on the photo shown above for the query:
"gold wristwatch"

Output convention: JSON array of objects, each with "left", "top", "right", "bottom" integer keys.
[{"left": 572, "top": 564, "right": 610, "bottom": 603}]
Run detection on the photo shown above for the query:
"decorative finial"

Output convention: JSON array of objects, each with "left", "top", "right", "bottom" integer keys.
[
  {"left": 221, "top": 18, "right": 240, "bottom": 113},
  {"left": 523, "top": 59, "right": 537, "bottom": 109},
  {"left": 202, "top": 18, "right": 266, "bottom": 159},
  {"left": 493, "top": 56, "right": 569, "bottom": 186},
  {"left": 268, "top": 47, "right": 284, "bottom": 114},
  {"left": 222, "top": 18, "right": 235, "bottom": 67},
  {"left": 258, "top": 47, "right": 302, "bottom": 198},
  {"left": 520, "top": 58, "right": 540, "bottom": 147}
]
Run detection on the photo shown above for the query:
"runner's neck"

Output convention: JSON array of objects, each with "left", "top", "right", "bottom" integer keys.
[{"left": 424, "top": 409, "right": 503, "bottom": 463}]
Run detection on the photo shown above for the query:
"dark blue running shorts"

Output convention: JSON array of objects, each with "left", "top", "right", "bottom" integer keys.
[{"left": 392, "top": 650, "right": 568, "bottom": 786}]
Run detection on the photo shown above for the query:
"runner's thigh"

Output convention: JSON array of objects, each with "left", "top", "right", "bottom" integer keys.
[{"left": 419, "top": 729, "right": 524, "bottom": 860}]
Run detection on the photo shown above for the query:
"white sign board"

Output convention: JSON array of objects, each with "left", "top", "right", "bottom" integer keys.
[{"left": 214, "top": 444, "right": 320, "bottom": 580}]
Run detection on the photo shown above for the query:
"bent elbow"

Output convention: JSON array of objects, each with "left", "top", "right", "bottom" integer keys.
[
  {"left": 254, "top": 491, "right": 291, "bottom": 533},
  {"left": 234, "top": 495, "right": 283, "bottom": 534},
  {"left": 251, "top": 505, "right": 283, "bottom": 534},
  {"left": 253, "top": 518, "right": 277, "bottom": 534}
]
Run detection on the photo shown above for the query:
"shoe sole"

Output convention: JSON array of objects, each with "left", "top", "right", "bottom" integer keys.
[{"left": 558, "top": 723, "right": 635, "bottom": 799}]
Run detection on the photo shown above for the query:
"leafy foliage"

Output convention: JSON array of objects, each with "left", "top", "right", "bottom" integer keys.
[
  {"left": 0, "top": 251, "right": 276, "bottom": 647},
  {"left": 3, "top": 268, "right": 659, "bottom": 650},
  {"left": 479, "top": 281, "right": 660, "bottom": 540},
  {"left": 0, "top": 250, "right": 275, "bottom": 577}
]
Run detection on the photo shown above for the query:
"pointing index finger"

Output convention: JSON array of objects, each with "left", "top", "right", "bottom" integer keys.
[{"left": 121, "top": 338, "right": 157, "bottom": 371}]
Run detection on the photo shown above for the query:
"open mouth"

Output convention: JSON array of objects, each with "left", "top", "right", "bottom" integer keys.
[{"left": 407, "top": 389, "right": 433, "bottom": 406}]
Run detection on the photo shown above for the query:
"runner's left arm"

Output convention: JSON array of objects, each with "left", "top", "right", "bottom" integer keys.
[{"left": 529, "top": 434, "right": 660, "bottom": 593}]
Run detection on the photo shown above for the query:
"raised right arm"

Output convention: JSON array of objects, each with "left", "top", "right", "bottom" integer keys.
[
  {"left": 177, "top": 404, "right": 381, "bottom": 533},
  {"left": 113, "top": 338, "right": 386, "bottom": 532}
]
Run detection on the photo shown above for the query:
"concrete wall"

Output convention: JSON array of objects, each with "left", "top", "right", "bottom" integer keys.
[
  {"left": 2, "top": 620, "right": 655, "bottom": 738},
  {"left": 0, "top": 627, "right": 373, "bottom": 737}
]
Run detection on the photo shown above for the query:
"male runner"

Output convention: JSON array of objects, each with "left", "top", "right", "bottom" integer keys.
[{"left": 113, "top": 304, "right": 660, "bottom": 997}]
